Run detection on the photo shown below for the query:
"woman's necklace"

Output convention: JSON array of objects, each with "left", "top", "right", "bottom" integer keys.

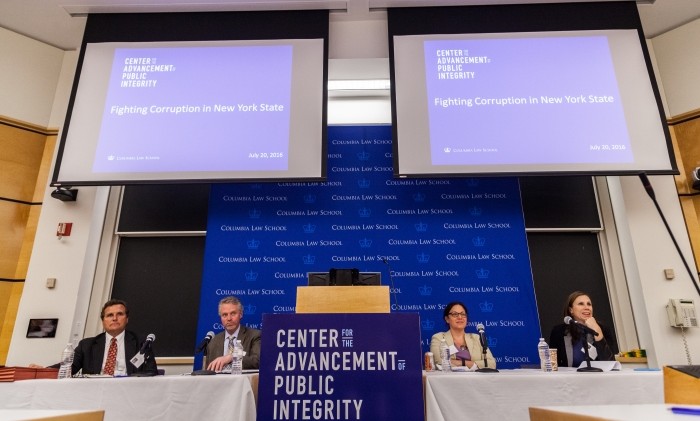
[{"left": 451, "top": 332, "right": 466, "bottom": 350}]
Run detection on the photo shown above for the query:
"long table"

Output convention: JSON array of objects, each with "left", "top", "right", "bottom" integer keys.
[
  {"left": 0, "top": 374, "right": 257, "bottom": 421},
  {"left": 424, "top": 368, "right": 663, "bottom": 421},
  {"left": 530, "top": 404, "right": 700, "bottom": 421},
  {"left": 0, "top": 369, "right": 663, "bottom": 420}
]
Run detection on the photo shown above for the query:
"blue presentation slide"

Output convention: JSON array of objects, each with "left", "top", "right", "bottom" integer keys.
[{"left": 93, "top": 45, "right": 293, "bottom": 173}]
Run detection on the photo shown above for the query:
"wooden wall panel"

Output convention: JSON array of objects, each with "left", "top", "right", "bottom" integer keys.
[
  {"left": 669, "top": 111, "right": 700, "bottom": 272},
  {"left": 0, "top": 117, "right": 55, "bottom": 365},
  {"left": 16, "top": 205, "right": 41, "bottom": 279},
  {"left": 0, "top": 201, "right": 29, "bottom": 279},
  {"left": 0, "top": 282, "right": 23, "bottom": 365},
  {"left": 0, "top": 123, "right": 46, "bottom": 203}
]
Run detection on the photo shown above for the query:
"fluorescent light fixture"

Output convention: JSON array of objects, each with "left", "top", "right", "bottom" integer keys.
[{"left": 328, "top": 79, "right": 391, "bottom": 91}]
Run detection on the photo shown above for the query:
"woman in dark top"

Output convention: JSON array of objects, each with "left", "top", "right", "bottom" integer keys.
[{"left": 549, "top": 291, "right": 618, "bottom": 367}]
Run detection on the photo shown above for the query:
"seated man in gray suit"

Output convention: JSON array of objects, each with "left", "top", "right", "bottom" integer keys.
[{"left": 206, "top": 296, "right": 261, "bottom": 371}]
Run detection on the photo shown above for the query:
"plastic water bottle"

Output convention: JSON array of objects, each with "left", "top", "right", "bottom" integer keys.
[
  {"left": 231, "top": 339, "right": 244, "bottom": 375},
  {"left": 537, "top": 337, "right": 552, "bottom": 372},
  {"left": 57, "top": 343, "right": 74, "bottom": 379},
  {"left": 439, "top": 337, "right": 451, "bottom": 372}
]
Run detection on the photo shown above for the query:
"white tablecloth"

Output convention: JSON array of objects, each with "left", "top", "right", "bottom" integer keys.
[
  {"left": 530, "top": 404, "right": 700, "bottom": 421},
  {"left": 0, "top": 374, "right": 256, "bottom": 421},
  {"left": 424, "top": 369, "right": 664, "bottom": 421}
]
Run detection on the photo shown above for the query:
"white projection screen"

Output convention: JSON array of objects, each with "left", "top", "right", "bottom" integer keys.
[
  {"left": 52, "top": 11, "right": 329, "bottom": 186},
  {"left": 388, "top": 3, "right": 676, "bottom": 177}
]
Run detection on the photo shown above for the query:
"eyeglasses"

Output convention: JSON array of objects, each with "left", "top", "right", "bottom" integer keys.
[{"left": 448, "top": 312, "right": 467, "bottom": 318}]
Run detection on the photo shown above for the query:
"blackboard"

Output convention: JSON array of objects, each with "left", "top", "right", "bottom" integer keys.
[
  {"left": 520, "top": 176, "right": 601, "bottom": 229},
  {"left": 117, "top": 184, "right": 210, "bottom": 232},
  {"left": 528, "top": 231, "right": 618, "bottom": 354},
  {"left": 110, "top": 236, "right": 205, "bottom": 357}
]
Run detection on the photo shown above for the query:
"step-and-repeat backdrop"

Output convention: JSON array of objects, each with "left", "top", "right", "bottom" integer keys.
[{"left": 195, "top": 125, "right": 541, "bottom": 369}]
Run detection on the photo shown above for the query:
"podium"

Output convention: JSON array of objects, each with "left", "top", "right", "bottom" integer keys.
[
  {"left": 256, "top": 285, "right": 422, "bottom": 420},
  {"left": 257, "top": 311, "right": 423, "bottom": 420},
  {"left": 664, "top": 365, "right": 700, "bottom": 404},
  {"left": 295, "top": 285, "right": 390, "bottom": 313}
]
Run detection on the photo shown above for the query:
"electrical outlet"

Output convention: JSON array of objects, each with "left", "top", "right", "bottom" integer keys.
[{"left": 46, "top": 278, "right": 56, "bottom": 288}]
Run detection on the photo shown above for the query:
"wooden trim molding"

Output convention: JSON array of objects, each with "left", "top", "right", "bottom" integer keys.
[
  {"left": 668, "top": 109, "right": 700, "bottom": 126},
  {"left": 155, "top": 357, "right": 195, "bottom": 365},
  {"left": 0, "top": 115, "right": 58, "bottom": 136}
]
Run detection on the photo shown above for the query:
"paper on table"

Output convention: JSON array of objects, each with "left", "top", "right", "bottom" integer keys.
[{"left": 577, "top": 360, "right": 621, "bottom": 371}]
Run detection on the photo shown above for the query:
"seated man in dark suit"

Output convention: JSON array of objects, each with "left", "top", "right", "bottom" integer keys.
[
  {"left": 70, "top": 299, "right": 158, "bottom": 376},
  {"left": 206, "top": 296, "right": 261, "bottom": 371}
]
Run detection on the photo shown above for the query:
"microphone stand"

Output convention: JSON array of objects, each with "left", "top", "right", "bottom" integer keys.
[
  {"left": 577, "top": 333, "right": 603, "bottom": 373},
  {"left": 639, "top": 174, "right": 700, "bottom": 297},
  {"left": 476, "top": 333, "right": 498, "bottom": 373},
  {"left": 201, "top": 347, "right": 208, "bottom": 371},
  {"left": 381, "top": 258, "right": 399, "bottom": 311},
  {"left": 192, "top": 342, "right": 216, "bottom": 376}
]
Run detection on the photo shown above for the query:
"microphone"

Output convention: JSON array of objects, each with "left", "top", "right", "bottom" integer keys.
[
  {"left": 195, "top": 331, "right": 215, "bottom": 354},
  {"left": 639, "top": 173, "right": 700, "bottom": 299},
  {"left": 130, "top": 333, "right": 155, "bottom": 370},
  {"left": 564, "top": 317, "right": 603, "bottom": 373},
  {"left": 381, "top": 257, "right": 399, "bottom": 310},
  {"left": 475, "top": 323, "right": 498, "bottom": 372},
  {"left": 139, "top": 333, "right": 156, "bottom": 354},
  {"left": 476, "top": 323, "right": 487, "bottom": 350},
  {"left": 564, "top": 316, "right": 600, "bottom": 338},
  {"left": 638, "top": 173, "right": 656, "bottom": 200}
]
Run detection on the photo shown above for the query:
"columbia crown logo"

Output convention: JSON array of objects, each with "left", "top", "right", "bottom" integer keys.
[
  {"left": 472, "top": 236, "right": 486, "bottom": 247},
  {"left": 470, "top": 206, "right": 482, "bottom": 216},
  {"left": 304, "top": 194, "right": 316, "bottom": 203},
  {"left": 413, "top": 193, "right": 425, "bottom": 202},
  {"left": 245, "top": 270, "right": 258, "bottom": 282},
  {"left": 303, "top": 255, "right": 316, "bottom": 265},
  {"left": 479, "top": 301, "right": 494, "bottom": 312},
  {"left": 418, "top": 284, "right": 432, "bottom": 295},
  {"left": 359, "top": 238, "right": 372, "bottom": 248},
  {"left": 248, "top": 209, "right": 261, "bottom": 219},
  {"left": 246, "top": 239, "right": 260, "bottom": 249},
  {"left": 358, "top": 207, "right": 371, "bottom": 218},
  {"left": 421, "top": 319, "right": 435, "bottom": 330},
  {"left": 415, "top": 222, "right": 428, "bottom": 232},
  {"left": 244, "top": 304, "right": 257, "bottom": 315},
  {"left": 417, "top": 253, "right": 430, "bottom": 263},
  {"left": 467, "top": 178, "right": 480, "bottom": 187},
  {"left": 357, "top": 151, "right": 370, "bottom": 161},
  {"left": 357, "top": 178, "right": 371, "bottom": 188},
  {"left": 475, "top": 268, "right": 490, "bottom": 279},
  {"left": 302, "top": 223, "right": 316, "bottom": 234}
]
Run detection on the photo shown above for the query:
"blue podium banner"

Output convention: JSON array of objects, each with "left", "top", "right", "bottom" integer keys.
[
  {"left": 195, "top": 125, "right": 541, "bottom": 369},
  {"left": 257, "top": 313, "right": 423, "bottom": 421}
]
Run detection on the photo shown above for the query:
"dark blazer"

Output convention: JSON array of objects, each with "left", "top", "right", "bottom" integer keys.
[
  {"left": 71, "top": 330, "right": 158, "bottom": 376},
  {"left": 206, "top": 325, "right": 261, "bottom": 369},
  {"left": 549, "top": 322, "right": 618, "bottom": 368}
]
